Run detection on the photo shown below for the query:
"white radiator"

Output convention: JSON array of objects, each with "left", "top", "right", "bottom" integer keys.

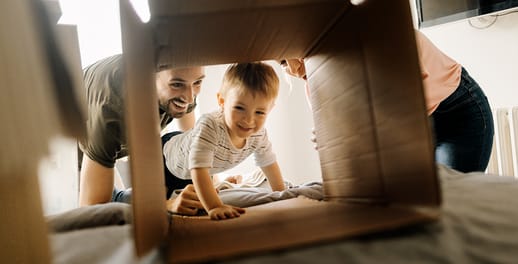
[{"left": 487, "top": 107, "right": 518, "bottom": 177}]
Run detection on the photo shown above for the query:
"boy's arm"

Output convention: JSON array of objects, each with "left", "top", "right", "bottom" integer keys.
[
  {"left": 191, "top": 167, "right": 245, "bottom": 220},
  {"left": 191, "top": 167, "right": 222, "bottom": 210},
  {"left": 260, "top": 162, "right": 285, "bottom": 191}
]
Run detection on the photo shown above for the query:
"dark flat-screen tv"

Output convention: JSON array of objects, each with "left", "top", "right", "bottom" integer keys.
[{"left": 416, "top": 0, "right": 518, "bottom": 28}]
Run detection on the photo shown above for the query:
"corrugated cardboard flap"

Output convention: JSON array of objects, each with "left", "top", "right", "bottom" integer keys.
[
  {"left": 149, "top": 0, "right": 350, "bottom": 68},
  {"left": 166, "top": 197, "right": 438, "bottom": 263}
]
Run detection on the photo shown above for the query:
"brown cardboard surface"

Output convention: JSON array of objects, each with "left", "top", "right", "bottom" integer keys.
[
  {"left": 53, "top": 24, "right": 87, "bottom": 140},
  {"left": 148, "top": 0, "right": 350, "bottom": 68},
  {"left": 306, "top": 0, "right": 440, "bottom": 205},
  {"left": 0, "top": 173, "right": 52, "bottom": 263},
  {"left": 1, "top": 1, "right": 64, "bottom": 263},
  {"left": 120, "top": 0, "right": 441, "bottom": 261},
  {"left": 120, "top": 0, "right": 169, "bottom": 256},
  {"left": 166, "top": 197, "right": 438, "bottom": 263}
]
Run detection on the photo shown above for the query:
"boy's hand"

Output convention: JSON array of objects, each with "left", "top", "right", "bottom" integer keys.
[{"left": 208, "top": 205, "right": 246, "bottom": 220}]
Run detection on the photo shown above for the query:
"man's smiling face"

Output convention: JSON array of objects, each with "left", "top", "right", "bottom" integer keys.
[{"left": 155, "top": 67, "right": 206, "bottom": 118}]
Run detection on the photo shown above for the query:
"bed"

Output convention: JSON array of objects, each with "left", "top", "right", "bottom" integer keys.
[{"left": 48, "top": 164, "right": 518, "bottom": 263}]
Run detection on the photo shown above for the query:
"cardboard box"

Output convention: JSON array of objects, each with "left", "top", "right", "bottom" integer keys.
[
  {"left": 120, "top": 0, "right": 440, "bottom": 262},
  {"left": 0, "top": 1, "right": 84, "bottom": 263}
]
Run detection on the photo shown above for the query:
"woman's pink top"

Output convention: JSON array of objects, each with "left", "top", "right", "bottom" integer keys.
[{"left": 415, "top": 30, "right": 462, "bottom": 115}]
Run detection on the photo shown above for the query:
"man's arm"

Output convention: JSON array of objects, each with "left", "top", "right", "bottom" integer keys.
[
  {"left": 177, "top": 111, "right": 195, "bottom": 131},
  {"left": 166, "top": 184, "right": 203, "bottom": 215},
  {"left": 163, "top": 111, "right": 198, "bottom": 213},
  {"left": 79, "top": 154, "right": 114, "bottom": 206}
]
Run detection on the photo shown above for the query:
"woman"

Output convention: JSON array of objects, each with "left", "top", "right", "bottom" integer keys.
[{"left": 280, "top": 30, "right": 494, "bottom": 173}]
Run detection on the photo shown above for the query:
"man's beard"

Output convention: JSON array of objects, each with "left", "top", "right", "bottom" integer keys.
[
  {"left": 164, "top": 99, "right": 190, "bottom": 118},
  {"left": 160, "top": 96, "right": 197, "bottom": 118}
]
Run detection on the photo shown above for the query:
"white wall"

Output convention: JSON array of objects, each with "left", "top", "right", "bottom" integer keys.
[
  {"left": 39, "top": 138, "right": 79, "bottom": 215},
  {"left": 59, "top": 0, "right": 122, "bottom": 67}
]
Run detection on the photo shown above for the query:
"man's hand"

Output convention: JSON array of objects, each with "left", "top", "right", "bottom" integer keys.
[
  {"left": 166, "top": 184, "right": 203, "bottom": 215},
  {"left": 208, "top": 205, "right": 246, "bottom": 220}
]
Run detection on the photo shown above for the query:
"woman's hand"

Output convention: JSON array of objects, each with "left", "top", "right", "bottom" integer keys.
[
  {"left": 280, "top": 58, "right": 307, "bottom": 80},
  {"left": 311, "top": 127, "right": 318, "bottom": 150}
]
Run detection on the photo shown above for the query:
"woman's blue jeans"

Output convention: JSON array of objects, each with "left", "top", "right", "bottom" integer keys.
[{"left": 431, "top": 67, "right": 494, "bottom": 173}]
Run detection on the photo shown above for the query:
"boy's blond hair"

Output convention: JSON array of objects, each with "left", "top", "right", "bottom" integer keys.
[{"left": 220, "top": 62, "right": 279, "bottom": 101}]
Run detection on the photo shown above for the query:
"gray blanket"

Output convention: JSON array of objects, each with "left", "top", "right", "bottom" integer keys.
[{"left": 219, "top": 181, "right": 324, "bottom": 208}]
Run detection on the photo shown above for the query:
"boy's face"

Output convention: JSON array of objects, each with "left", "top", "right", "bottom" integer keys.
[
  {"left": 218, "top": 88, "right": 275, "bottom": 145},
  {"left": 156, "top": 67, "right": 205, "bottom": 118}
]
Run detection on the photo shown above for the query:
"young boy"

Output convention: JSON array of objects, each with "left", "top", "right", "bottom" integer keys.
[{"left": 162, "top": 62, "right": 285, "bottom": 220}]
